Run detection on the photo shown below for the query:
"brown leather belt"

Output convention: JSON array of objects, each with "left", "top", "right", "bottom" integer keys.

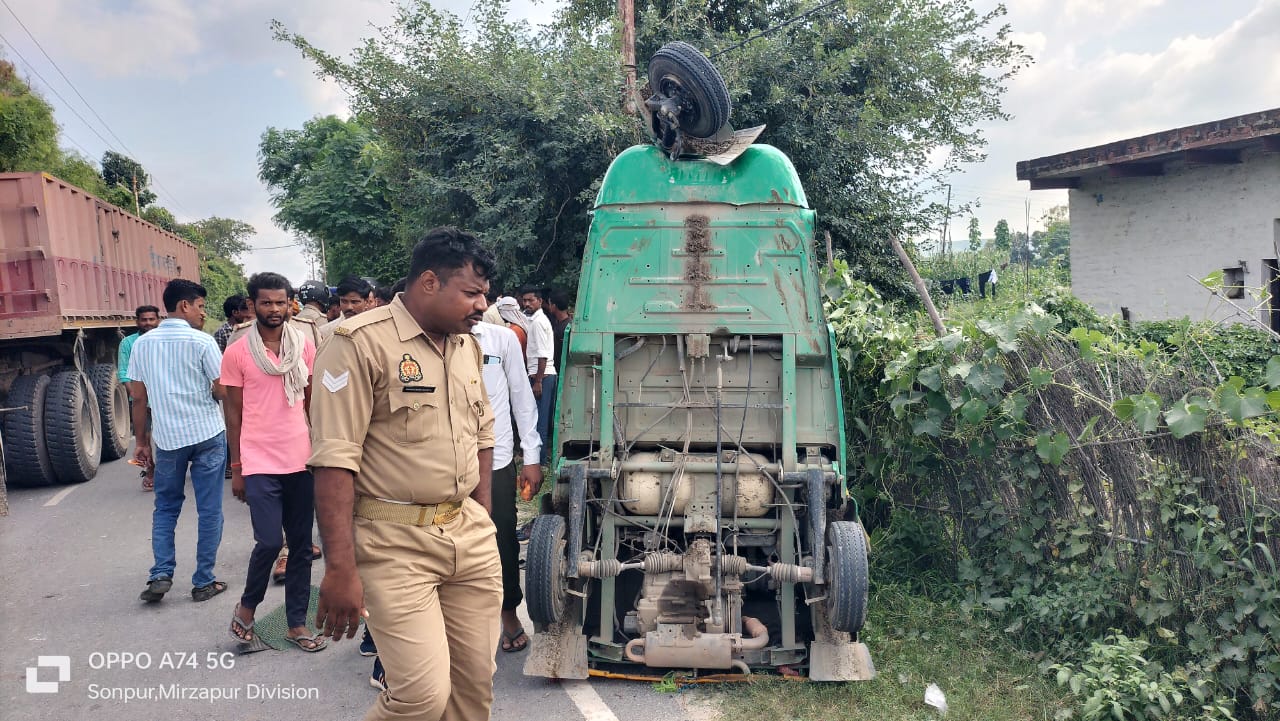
[{"left": 354, "top": 496, "right": 463, "bottom": 527}]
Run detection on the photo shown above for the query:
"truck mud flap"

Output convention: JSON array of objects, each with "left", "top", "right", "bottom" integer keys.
[{"left": 524, "top": 622, "right": 589, "bottom": 680}]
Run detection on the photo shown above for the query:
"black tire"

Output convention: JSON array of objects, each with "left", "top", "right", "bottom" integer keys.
[
  {"left": 827, "top": 521, "right": 870, "bottom": 635},
  {"left": 89, "top": 364, "right": 130, "bottom": 461},
  {"left": 3, "top": 374, "right": 56, "bottom": 487},
  {"left": 527, "top": 514, "right": 569, "bottom": 626},
  {"left": 44, "top": 369, "right": 102, "bottom": 484},
  {"left": 648, "top": 41, "right": 731, "bottom": 139}
]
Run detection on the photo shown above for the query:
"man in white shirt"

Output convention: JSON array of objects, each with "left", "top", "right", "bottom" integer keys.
[
  {"left": 472, "top": 321, "right": 542, "bottom": 652},
  {"left": 520, "top": 288, "right": 557, "bottom": 465}
]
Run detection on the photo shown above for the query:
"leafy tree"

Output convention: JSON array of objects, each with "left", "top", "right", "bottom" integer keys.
[
  {"left": 273, "top": 0, "right": 1026, "bottom": 299},
  {"left": 101, "top": 150, "right": 157, "bottom": 210},
  {"left": 1034, "top": 205, "right": 1069, "bottom": 272},
  {"left": 173, "top": 221, "right": 248, "bottom": 318},
  {"left": 141, "top": 206, "right": 179, "bottom": 232},
  {"left": 967, "top": 217, "right": 982, "bottom": 252},
  {"left": 993, "top": 219, "right": 1011, "bottom": 252},
  {"left": 0, "top": 60, "right": 60, "bottom": 172},
  {"left": 258, "top": 115, "right": 398, "bottom": 282},
  {"left": 186, "top": 217, "right": 254, "bottom": 260}
]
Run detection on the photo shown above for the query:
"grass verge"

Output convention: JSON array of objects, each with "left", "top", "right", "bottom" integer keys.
[{"left": 708, "top": 582, "right": 1073, "bottom": 721}]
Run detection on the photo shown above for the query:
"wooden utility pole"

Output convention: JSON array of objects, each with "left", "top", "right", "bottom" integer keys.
[
  {"left": 824, "top": 230, "right": 834, "bottom": 267},
  {"left": 131, "top": 171, "right": 141, "bottom": 215},
  {"left": 618, "top": 0, "right": 638, "bottom": 114}
]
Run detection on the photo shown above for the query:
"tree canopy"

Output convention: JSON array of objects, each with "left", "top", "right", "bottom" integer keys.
[
  {"left": 271, "top": 0, "right": 1026, "bottom": 298},
  {"left": 258, "top": 115, "right": 398, "bottom": 283}
]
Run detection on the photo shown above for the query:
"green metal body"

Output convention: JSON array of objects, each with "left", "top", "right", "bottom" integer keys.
[{"left": 545, "top": 144, "right": 851, "bottom": 673}]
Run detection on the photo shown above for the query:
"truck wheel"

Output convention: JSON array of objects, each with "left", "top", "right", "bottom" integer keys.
[
  {"left": 827, "top": 521, "right": 869, "bottom": 635},
  {"left": 527, "top": 514, "right": 569, "bottom": 626},
  {"left": 647, "top": 41, "right": 731, "bottom": 139},
  {"left": 3, "top": 374, "right": 57, "bottom": 487},
  {"left": 44, "top": 369, "right": 102, "bottom": 484},
  {"left": 89, "top": 364, "right": 130, "bottom": 461}
]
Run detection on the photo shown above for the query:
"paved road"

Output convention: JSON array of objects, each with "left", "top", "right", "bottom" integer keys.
[{"left": 0, "top": 452, "right": 720, "bottom": 721}]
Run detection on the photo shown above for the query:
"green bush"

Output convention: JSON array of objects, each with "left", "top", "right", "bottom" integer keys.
[
  {"left": 1049, "top": 632, "right": 1237, "bottom": 721},
  {"left": 1130, "top": 319, "right": 1280, "bottom": 387}
]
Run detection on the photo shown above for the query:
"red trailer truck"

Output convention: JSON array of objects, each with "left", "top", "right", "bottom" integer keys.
[{"left": 0, "top": 172, "right": 201, "bottom": 510}]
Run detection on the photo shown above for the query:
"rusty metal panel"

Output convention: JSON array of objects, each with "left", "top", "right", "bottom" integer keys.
[{"left": 0, "top": 173, "right": 199, "bottom": 340}]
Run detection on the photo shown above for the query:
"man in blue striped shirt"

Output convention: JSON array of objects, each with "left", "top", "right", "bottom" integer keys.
[{"left": 128, "top": 279, "right": 229, "bottom": 604}]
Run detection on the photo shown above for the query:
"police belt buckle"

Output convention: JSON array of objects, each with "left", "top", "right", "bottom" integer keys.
[{"left": 354, "top": 496, "right": 463, "bottom": 526}]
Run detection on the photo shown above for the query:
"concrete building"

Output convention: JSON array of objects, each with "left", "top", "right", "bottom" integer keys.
[{"left": 1016, "top": 108, "right": 1280, "bottom": 331}]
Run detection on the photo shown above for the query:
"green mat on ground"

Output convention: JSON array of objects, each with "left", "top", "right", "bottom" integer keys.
[{"left": 239, "top": 584, "right": 323, "bottom": 653}]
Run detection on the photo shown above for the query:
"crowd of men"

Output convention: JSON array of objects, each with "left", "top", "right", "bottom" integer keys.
[{"left": 118, "top": 227, "right": 572, "bottom": 720}]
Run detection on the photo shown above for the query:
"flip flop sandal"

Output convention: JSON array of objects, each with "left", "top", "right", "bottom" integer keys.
[
  {"left": 272, "top": 555, "right": 289, "bottom": 584},
  {"left": 285, "top": 634, "right": 328, "bottom": 653},
  {"left": 191, "top": 581, "right": 228, "bottom": 602},
  {"left": 140, "top": 576, "right": 172, "bottom": 603},
  {"left": 229, "top": 606, "right": 255, "bottom": 644},
  {"left": 500, "top": 627, "right": 529, "bottom": 653},
  {"left": 141, "top": 478, "right": 154, "bottom": 491}
]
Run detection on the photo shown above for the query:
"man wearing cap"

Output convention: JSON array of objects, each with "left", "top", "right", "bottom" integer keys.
[{"left": 309, "top": 227, "right": 501, "bottom": 721}]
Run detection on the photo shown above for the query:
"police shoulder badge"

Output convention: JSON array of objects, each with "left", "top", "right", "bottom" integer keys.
[{"left": 398, "top": 353, "right": 423, "bottom": 383}]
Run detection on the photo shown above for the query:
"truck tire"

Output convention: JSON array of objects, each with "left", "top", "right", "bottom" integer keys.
[
  {"left": 44, "top": 369, "right": 102, "bottom": 484},
  {"left": 647, "top": 41, "right": 731, "bottom": 139},
  {"left": 89, "top": 364, "right": 130, "bottom": 461},
  {"left": 3, "top": 374, "right": 57, "bottom": 487},
  {"left": 0, "top": 432, "right": 9, "bottom": 516},
  {"left": 827, "top": 521, "right": 870, "bottom": 635},
  {"left": 527, "top": 514, "right": 569, "bottom": 626}
]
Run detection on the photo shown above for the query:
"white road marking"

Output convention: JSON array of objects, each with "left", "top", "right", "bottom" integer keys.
[
  {"left": 43, "top": 486, "right": 78, "bottom": 507},
  {"left": 562, "top": 680, "right": 621, "bottom": 721},
  {"left": 516, "top": 555, "right": 620, "bottom": 721}
]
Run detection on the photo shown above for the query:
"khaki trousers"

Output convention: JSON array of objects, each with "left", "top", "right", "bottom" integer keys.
[{"left": 356, "top": 497, "right": 502, "bottom": 721}]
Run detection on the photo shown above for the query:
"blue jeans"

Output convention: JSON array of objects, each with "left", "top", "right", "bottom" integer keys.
[
  {"left": 532, "top": 374, "right": 557, "bottom": 465},
  {"left": 150, "top": 431, "right": 226, "bottom": 588}
]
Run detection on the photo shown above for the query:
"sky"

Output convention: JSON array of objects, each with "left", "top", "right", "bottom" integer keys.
[{"left": 2, "top": 0, "right": 1277, "bottom": 285}]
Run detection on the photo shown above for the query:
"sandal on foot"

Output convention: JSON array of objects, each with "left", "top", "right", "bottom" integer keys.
[
  {"left": 500, "top": 627, "right": 529, "bottom": 653},
  {"left": 139, "top": 576, "right": 172, "bottom": 603},
  {"left": 272, "top": 555, "right": 289, "bottom": 584},
  {"left": 285, "top": 633, "right": 328, "bottom": 653},
  {"left": 311, "top": 544, "right": 322, "bottom": 560},
  {"left": 192, "top": 580, "right": 227, "bottom": 602},
  {"left": 141, "top": 477, "right": 154, "bottom": 491},
  {"left": 229, "top": 605, "right": 255, "bottom": 644}
]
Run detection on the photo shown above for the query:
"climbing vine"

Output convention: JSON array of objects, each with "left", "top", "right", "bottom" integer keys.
[{"left": 825, "top": 261, "right": 1280, "bottom": 719}]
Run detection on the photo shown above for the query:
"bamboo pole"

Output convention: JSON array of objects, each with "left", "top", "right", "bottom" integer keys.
[{"left": 890, "top": 233, "right": 945, "bottom": 337}]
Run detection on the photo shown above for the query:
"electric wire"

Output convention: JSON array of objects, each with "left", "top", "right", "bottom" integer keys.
[
  {"left": 0, "top": 31, "right": 117, "bottom": 151},
  {"left": 1, "top": 0, "right": 136, "bottom": 156},
  {"left": 709, "top": 0, "right": 845, "bottom": 59},
  {"left": 0, "top": 1, "right": 192, "bottom": 217}
]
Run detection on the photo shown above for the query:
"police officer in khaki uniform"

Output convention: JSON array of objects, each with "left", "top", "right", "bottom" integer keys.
[{"left": 309, "top": 227, "right": 501, "bottom": 721}]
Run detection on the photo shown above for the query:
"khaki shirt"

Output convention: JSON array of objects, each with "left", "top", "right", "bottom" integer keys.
[
  {"left": 226, "top": 316, "right": 322, "bottom": 350},
  {"left": 297, "top": 305, "right": 326, "bottom": 324},
  {"left": 319, "top": 315, "right": 343, "bottom": 342},
  {"left": 308, "top": 296, "right": 495, "bottom": 505}
]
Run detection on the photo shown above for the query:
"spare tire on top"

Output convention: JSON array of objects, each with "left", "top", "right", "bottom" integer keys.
[
  {"left": 44, "top": 368, "right": 102, "bottom": 484},
  {"left": 647, "top": 41, "right": 732, "bottom": 140}
]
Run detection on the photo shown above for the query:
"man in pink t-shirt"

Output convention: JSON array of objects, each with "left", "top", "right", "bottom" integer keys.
[{"left": 221, "top": 273, "right": 326, "bottom": 652}]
